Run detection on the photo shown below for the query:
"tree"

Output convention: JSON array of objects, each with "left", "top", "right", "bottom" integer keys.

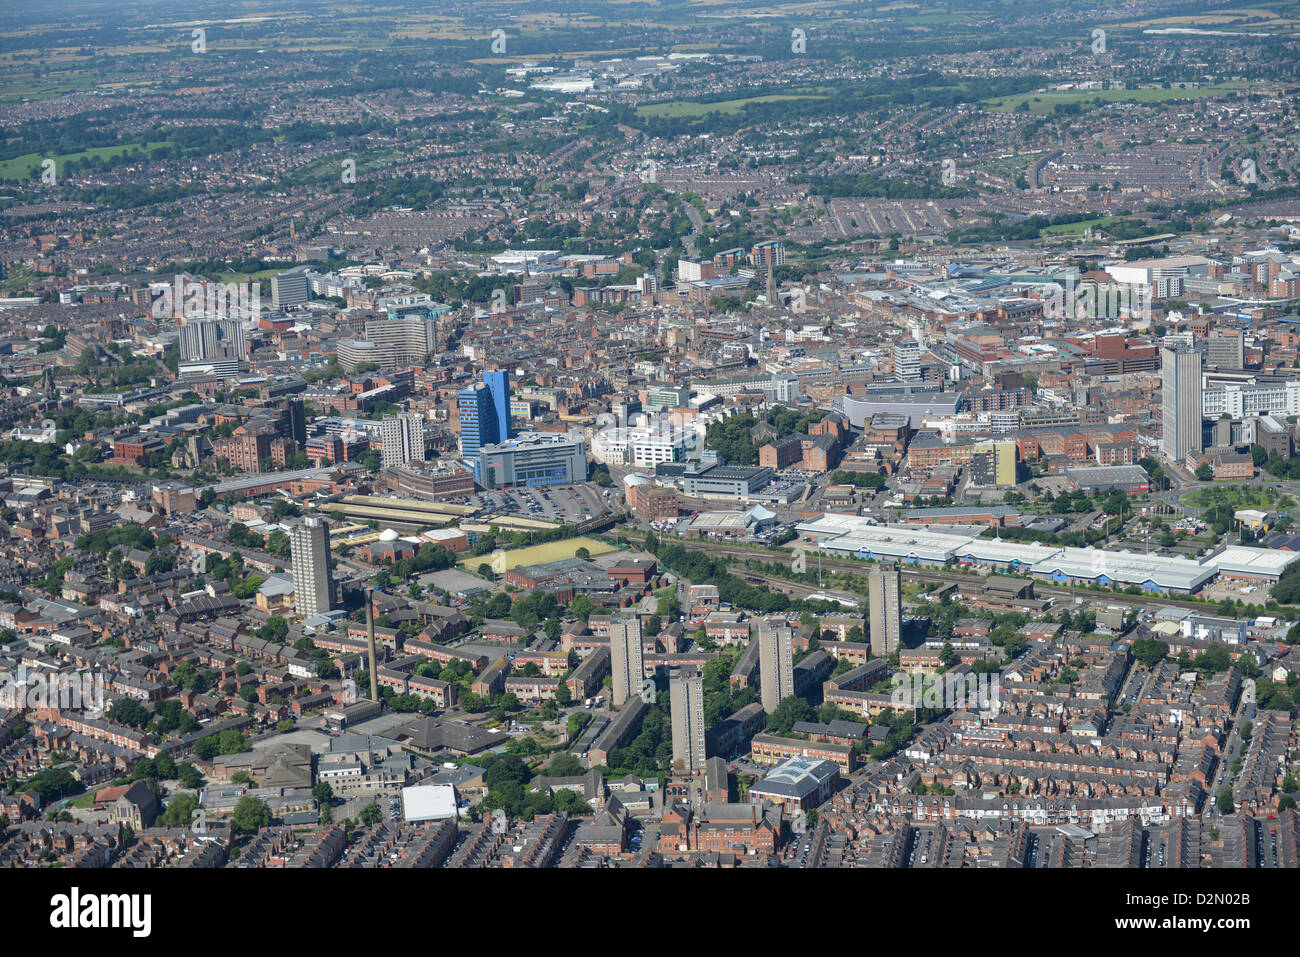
[
  {"left": 177, "top": 763, "right": 203, "bottom": 789},
  {"left": 766, "top": 695, "right": 812, "bottom": 735},
  {"left": 259, "top": 616, "right": 289, "bottom": 643},
  {"left": 231, "top": 796, "right": 272, "bottom": 833},
  {"left": 1217, "top": 786, "right": 1235, "bottom": 814},
  {"left": 359, "top": 803, "right": 383, "bottom": 826},
  {"left": 1195, "top": 463, "right": 1214, "bottom": 482},
  {"left": 159, "top": 793, "right": 200, "bottom": 828},
  {"left": 1131, "top": 636, "right": 1169, "bottom": 667},
  {"left": 546, "top": 753, "right": 585, "bottom": 777},
  {"left": 107, "top": 698, "right": 150, "bottom": 729},
  {"left": 266, "top": 529, "right": 291, "bottom": 559}
]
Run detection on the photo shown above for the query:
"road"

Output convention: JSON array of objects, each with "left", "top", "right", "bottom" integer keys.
[{"left": 682, "top": 203, "right": 704, "bottom": 257}]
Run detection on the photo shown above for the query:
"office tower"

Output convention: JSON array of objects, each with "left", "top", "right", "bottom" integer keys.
[
  {"left": 458, "top": 370, "right": 513, "bottom": 473},
  {"left": 179, "top": 318, "right": 245, "bottom": 362},
  {"left": 609, "top": 616, "right": 644, "bottom": 708},
  {"left": 271, "top": 267, "right": 311, "bottom": 308},
  {"left": 457, "top": 383, "right": 493, "bottom": 461},
  {"left": 360, "top": 316, "right": 437, "bottom": 366},
  {"left": 380, "top": 412, "right": 426, "bottom": 470},
  {"left": 1206, "top": 331, "right": 1244, "bottom": 370},
  {"left": 670, "top": 670, "right": 706, "bottom": 773},
  {"left": 290, "top": 516, "right": 333, "bottom": 617},
  {"left": 1161, "top": 344, "right": 1203, "bottom": 462},
  {"left": 757, "top": 619, "right": 794, "bottom": 714},
  {"left": 894, "top": 339, "right": 921, "bottom": 382},
  {"left": 869, "top": 563, "right": 902, "bottom": 657},
  {"left": 285, "top": 398, "right": 307, "bottom": 446},
  {"left": 482, "top": 370, "right": 514, "bottom": 443}
]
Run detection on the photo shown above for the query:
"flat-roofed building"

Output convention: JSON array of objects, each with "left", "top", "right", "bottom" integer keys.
[
  {"left": 290, "top": 516, "right": 333, "bottom": 617},
  {"left": 609, "top": 616, "right": 644, "bottom": 708},
  {"left": 869, "top": 562, "right": 902, "bottom": 657},
  {"left": 747, "top": 756, "right": 840, "bottom": 814},
  {"left": 670, "top": 670, "right": 706, "bottom": 773},
  {"left": 1161, "top": 344, "right": 1202, "bottom": 463},
  {"left": 757, "top": 619, "right": 794, "bottom": 714}
]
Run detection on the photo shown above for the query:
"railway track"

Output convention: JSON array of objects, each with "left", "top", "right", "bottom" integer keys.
[{"left": 646, "top": 535, "right": 1246, "bottom": 615}]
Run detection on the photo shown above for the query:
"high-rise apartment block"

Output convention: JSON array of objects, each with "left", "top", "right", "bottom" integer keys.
[
  {"left": 179, "top": 318, "right": 245, "bottom": 362},
  {"left": 757, "top": 619, "right": 794, "bottom": 714},
  {"left": 894, "top": 339, "right": 921, "bottom": 382},
  {"left": 670, "top": 670, "right": 707, "bottom": 773},
  {"left": 290, "top": 516, "right": 333, "bottom": 617},
  {"left": 869, "top": 562, "right": 902, "bottom": 657},
  {"left": 609, "top": 616, "right": 644, "bottom": 708},
  {"left": 1161, "top": 344, "right": 1203, "bottom": 463},
  {"left": 380, "top": 412, "right": 426, "bottom": 471}
]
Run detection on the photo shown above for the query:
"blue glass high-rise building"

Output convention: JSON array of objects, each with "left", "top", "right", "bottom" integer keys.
[
  {"left": 482, "top": 370, "right": 513, "bottom": 444},
  {"left": 458, "top": 370, "right": 512, "bottom": 481}
]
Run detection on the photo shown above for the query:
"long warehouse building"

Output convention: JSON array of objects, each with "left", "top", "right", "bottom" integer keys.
[{"left": 792, "top": 518, "right": 1300, "bottom": 595}]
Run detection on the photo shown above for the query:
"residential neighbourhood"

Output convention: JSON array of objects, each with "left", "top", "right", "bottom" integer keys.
[{"left": 2, "top": 0, "right": 1300, "bottom": 896}]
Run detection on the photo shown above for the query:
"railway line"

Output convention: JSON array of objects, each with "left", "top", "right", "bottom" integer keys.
[{"left": 645, "top": 535, "right": 1249, "bottom": 615}]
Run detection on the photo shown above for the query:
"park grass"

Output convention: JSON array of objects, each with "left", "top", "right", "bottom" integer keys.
[
  {"left": 1186, "top": 485, "right": 1296, "bottom": 514},
  {"left": 983, "top": 82, "right": 1250, "bottom": 114},
  {"left": 458, "top": 536, "right": 616, "bottom": 572},
  {"left": 1040, "top": 215, "right": 1126, "bottom": 236},
  {"left": 217, "top": 268, "right": 283, "bottom": 284},
  {"left": 0, "top": 141, "right": 171, "bottom": 181},
  {"left": 637, "top": 92, "right": 827, "bottom": 119}
]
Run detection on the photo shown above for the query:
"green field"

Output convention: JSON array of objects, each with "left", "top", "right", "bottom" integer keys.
[
  {"left": 1040, "top": 215, "right": 1126, "bottom": 236},
  {"left": 217, "top": 268, "right": 282, "bottom": 283},
  {"left": 0, "top": 74, "right": 100, "bottom": 104},
  {"left": 1186, "top": 486, "right": 1295, "bottom": 513},
  {"left": 984, "top": 82, "right": 1250, "bottom": 114},
  {"left": 637, "top": 92, "right": 827, "bottom": 119},
  {"left": 459, "top": 536, "right": 616, "bottom": 572},
  {"left": 0, "top": 141, "right": 171, "bottom": 180},
  {"left": 978, "top": 150, "right": 1047, "bottom": 179}
]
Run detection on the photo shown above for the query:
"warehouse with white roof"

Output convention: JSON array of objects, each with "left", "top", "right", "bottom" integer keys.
[{"left": 792, "top": 518, "right": 1300, "bottom": 595}]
